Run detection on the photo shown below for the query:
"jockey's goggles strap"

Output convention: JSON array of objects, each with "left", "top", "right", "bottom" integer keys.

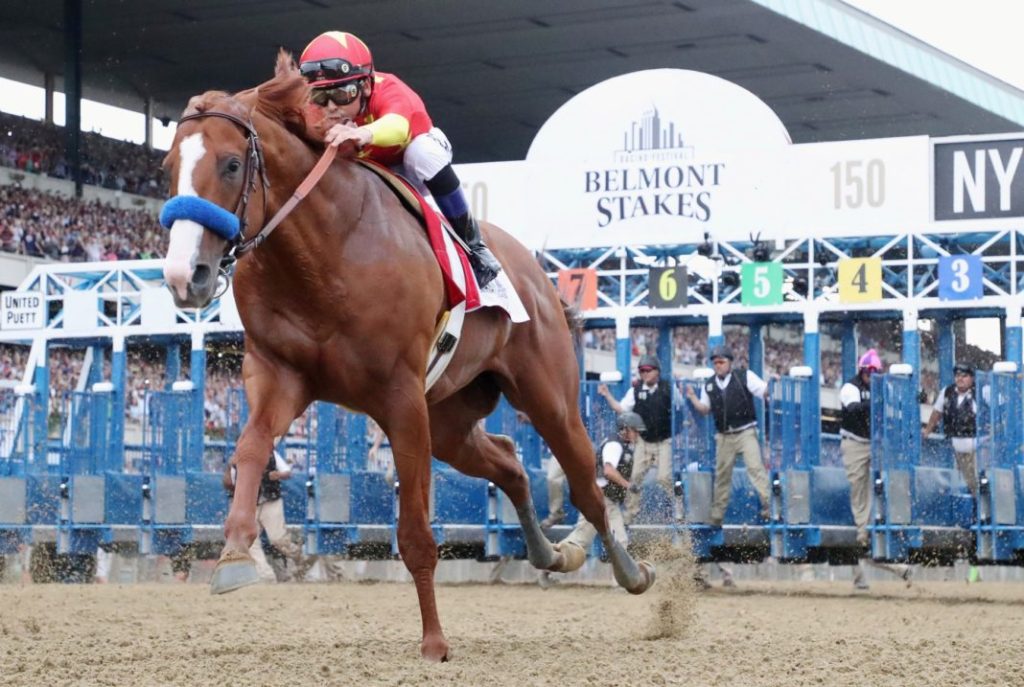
[
  {"left": 300, "top": 58, "right": 358, "bottom": 82},
  {"left": 159, "top": 195, "right": 240, "bottom": 241}
]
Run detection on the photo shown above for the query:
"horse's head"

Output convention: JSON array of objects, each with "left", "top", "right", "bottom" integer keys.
[
  {"left": 161, "top": 92, "right": 261, "bottom": 307},
  {"left": 161, "top": 52, "right": 310, "bottom": 308}
]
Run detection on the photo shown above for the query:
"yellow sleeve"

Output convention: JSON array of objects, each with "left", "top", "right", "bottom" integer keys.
[{"left": 364, "top": 113, "right": 411, "bottom": 148}]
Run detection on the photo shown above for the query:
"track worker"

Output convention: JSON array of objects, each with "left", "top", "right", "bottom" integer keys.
[
  {"left": 686, "top": 345, "right": 771, "bottom": 527},
  {"left": 839, "top": 349, "right": 882, "bottom": 547},
  {"left": 923, "top": 362, "right": 980, "bottom": 495},
  {"left": 597, "top": 354, "right": 674, "bottom": 522},
  {"left": 299, "top": 30, "right": 501, "bottom": 286},
  {"left": 552, "top": 412, "right": 646, "bottom": 566}
]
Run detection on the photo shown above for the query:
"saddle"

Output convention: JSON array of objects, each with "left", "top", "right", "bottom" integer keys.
[
  {"left": 355, "top": 160, "right": 477, "bottom": 391},
  {"left": 353, "top": 160, "right": 529, "bottom": 391},
  {"left": 355, "top": 159, "right": 479, "bottom": 310}
]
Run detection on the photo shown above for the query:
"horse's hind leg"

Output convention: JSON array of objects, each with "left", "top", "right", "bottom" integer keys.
[
  {"left": 504, "top": 362, "right": 655, "bottom": 594},
  {"left": 428, "top": 378, "right": 561, "bottom": 571}
]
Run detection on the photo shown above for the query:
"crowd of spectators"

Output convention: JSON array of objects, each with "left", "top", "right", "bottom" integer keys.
[
  {"left": 0, "top": 112, "right": 166, "bottom": 198},
  {"left": 0, "top": 185, "right": 163, "bottom": 262}
]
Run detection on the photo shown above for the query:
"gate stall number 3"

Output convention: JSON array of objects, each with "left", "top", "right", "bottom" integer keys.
[{"left": 937, "top": 255, "right": 983, "bottom": 300}]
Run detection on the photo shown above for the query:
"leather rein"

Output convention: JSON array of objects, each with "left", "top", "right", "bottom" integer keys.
[{"left": 176, "top": 110, "right": 338, "bottom": 269}]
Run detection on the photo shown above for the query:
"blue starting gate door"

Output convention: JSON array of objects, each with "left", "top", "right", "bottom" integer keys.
[
  {"left": 57, "top": 387, "right": 141, "bottom": 554},
  {"left": 0, "top": 391, "right": 61, "bottom": 553},
  {"left": 767, "top": 372, "right": 846, "bottom": 561},
  {"left": 140, "top": 387, "right": 226, "bottom": 555},
  {"left": 870, "top": 368, "right": 974, "bottom": 562},
  {"left": 673, "top": 376, "right": 714, "bottom": 555},
  {"left": 975, "top": 369, "right": 1024, "bottom": 562},
  {"left": 305, "top": 402, "right": 397, "bottom": 555},
  {"left": 870, "top": 371, "right": 918, "bottom": 560}
]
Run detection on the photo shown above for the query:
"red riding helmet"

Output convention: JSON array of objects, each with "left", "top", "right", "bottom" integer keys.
[{"left": 299, "top": 31, "right": 374, "bottom": 89}]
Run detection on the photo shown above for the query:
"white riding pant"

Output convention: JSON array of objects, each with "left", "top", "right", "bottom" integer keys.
[{"left": 392, "top": 127, "right": 454, "bottom": 195}]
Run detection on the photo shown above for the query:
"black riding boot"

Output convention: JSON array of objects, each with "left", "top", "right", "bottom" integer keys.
[{"left": 451, "top": 212, "right": 501, "bottom": 288}]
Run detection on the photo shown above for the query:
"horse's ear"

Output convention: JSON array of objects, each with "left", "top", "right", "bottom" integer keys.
[
  {"left": 182, "top": 94, "right": 206, "bottom": 118},
  {"left": 275, "top": 49, "right": 299, "bottom": 79}
]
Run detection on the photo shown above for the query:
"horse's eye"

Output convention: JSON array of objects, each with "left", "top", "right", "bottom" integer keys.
[{"left": 226, "top": 158, "right": 242, "bottom": 174}]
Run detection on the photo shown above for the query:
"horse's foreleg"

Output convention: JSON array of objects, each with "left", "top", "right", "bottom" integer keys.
[
  {"left": 386, "top": 392, "right": 449, "bottom": 661},
  {"left": 211, "top": 356, "right": 308, "bottom": 595},
  {"left": 211, "top": 423, "right": 276, "bottom": 594}
]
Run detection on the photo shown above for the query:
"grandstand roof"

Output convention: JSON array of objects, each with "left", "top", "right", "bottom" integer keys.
[{"left": 1, "top": 0, "right": 1022, "bottom": 163}]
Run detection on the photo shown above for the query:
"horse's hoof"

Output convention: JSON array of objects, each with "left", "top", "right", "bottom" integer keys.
[
  {"left": 626, "top": 559, "right": 656, "bottom": 595},
  {"left": 420, "top": 637, "right": 450, "bottom": 662},
  {"left": 550, "top": 542, "right": 586, "bottom": 573},
  {"left": 209, "top": 558, "right": 259, "bottom": 595}
]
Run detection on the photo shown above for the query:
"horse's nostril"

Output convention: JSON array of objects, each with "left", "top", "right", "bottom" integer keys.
[{"left": 192, "top": 264, "right": 212, "bottom": 290}]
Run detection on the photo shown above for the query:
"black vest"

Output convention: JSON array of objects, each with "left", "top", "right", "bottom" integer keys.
[
  {"left": 942, "top": 385, "right": 977, "bottom": 438},
  {"left": 258, "top": 454, "right": 282, "bottom": 504},
  {"left": 597, "top": 437, "right": 634, "bottom": 504},
  {"left": 841, "top": 375, "right": 871, "bottom": 440},
  {"left": 705, "top": 369, "right": 757, "bottom": 434},
  {"left": 633, "top": 381, "right": 672, "bottom": 442}
]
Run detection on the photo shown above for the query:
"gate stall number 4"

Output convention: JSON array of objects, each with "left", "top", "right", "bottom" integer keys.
[
  {"left": 838, "top": 257, "right": 883, "bottom": 303},
  {"left": 937, "top": 255, "right": 983, "bottom": 301}
]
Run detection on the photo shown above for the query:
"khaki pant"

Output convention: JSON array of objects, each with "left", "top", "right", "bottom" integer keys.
[
  {"left": 955, "top": 450, "right": 978, "bottom": 495},
  {"left": 841, "top": 437, "right": 872, "bottom": 539},
  {"left": 624, "top": 436, "right": 673, "bottom": 522},
  {"left": 546, "top": 458, "right": 566, "bottom": 518},
  {"left": 248, "top": 498, "right": 304, "bottom": 582},
  {"left": 710, "top": 428, "right": 770, "bottom": 522},
  {"left": 564, "top": 496, "right": 628, "bottom": 550}
]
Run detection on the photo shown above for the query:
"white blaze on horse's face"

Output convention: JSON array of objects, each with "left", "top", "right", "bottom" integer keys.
[{"left": 163, "top": 132, "right": 209, "bottom": 301}]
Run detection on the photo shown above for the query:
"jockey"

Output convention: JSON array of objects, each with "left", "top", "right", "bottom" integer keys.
[{"left": 299, "top": 30, "right": 502, "bottom": 288}]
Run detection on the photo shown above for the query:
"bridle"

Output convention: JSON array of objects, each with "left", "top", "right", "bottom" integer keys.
[
  {"left": 174, "top": 109, "right": 338, "bottom": 283},
  {"left": 177, "top": 110, "right": 269, "bottom": 266}
]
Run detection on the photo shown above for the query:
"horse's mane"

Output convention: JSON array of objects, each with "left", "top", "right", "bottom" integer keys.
[
  {"left": 246, "top": 50, "right": 311, "bottom": 139},
  {"left": 177, "top": 52, "right": 309, "bottom": 138}
]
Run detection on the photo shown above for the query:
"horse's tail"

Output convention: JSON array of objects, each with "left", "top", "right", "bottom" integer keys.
[{"left": 561, "top": 298, "right": 584, "bottom": 349}]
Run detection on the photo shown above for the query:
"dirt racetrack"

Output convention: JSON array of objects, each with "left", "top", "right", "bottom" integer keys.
[{"left": 1, "top": 577, "right": 1022, "bottom": 687}]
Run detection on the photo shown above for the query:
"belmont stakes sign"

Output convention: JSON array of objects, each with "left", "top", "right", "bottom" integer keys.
[
  {"left": 456, "top": 68, "right": 934, "bottom": 250},
  {"left": 528, "top": 69, "right": 791, "bottom": 243},
  {"left": 464, "top": 69, "right": 792, "bottom": 250}
]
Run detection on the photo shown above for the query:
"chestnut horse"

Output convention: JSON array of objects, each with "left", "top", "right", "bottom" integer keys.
[{"left": 160, "top": 54, "right": 654, "bottom": 661}]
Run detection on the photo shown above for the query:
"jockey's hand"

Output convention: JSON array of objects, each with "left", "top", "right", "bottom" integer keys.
[{"left": 325, "top": 123, "right": 372, "bottom": 151}]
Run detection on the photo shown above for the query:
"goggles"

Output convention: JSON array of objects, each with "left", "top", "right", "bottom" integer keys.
[
  {"left": 638, "top": 366, "right": 656, "bottom": 373},
  {"left": 310, "top": 83, "right": 362, "bottom": 107},
  {"left": 300, "top": 58, "right": 359, "bottom": 82}
]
